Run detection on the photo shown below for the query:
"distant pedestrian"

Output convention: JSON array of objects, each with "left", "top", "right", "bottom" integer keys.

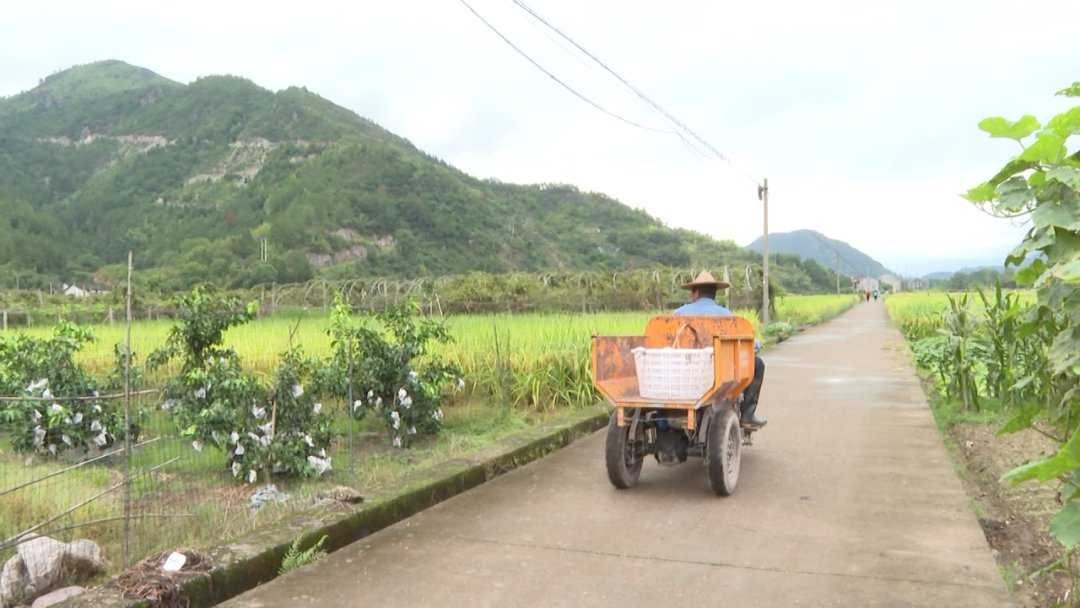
[
  {"left": 865, "top": 290, "right": 871, "bottom": 302},
  {"left": 873, "top": 290, "right": 879, "bottom": 301}
]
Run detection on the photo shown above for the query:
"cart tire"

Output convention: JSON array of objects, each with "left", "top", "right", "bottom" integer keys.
[
  {"left": 605, "top": 412, "right": 643, "bottom": 489},
  {"left": 707, "top": 404, "right": 741, "bottom": 496}
]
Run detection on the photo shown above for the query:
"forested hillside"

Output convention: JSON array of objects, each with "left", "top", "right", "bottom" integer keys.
[{"left": 0, "top": 60, "right": 835, "bottom": 294}]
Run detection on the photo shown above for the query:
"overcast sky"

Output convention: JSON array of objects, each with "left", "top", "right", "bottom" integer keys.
[{"left": 2, "top": 0, "right": 1078, "bottom": 276}]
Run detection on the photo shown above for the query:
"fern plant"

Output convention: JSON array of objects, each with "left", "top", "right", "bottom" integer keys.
[{"left": 278, "top": 535, "right": 328, "bottom": 575}]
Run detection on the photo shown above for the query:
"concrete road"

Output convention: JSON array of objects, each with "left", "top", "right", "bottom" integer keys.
[{"left": 222, "top": 301, "right": 1013, "bottom": 607}]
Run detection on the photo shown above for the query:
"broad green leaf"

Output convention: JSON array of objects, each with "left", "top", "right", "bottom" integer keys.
[
  {"left": 1045, "top": 227, "right": 1080, "bottom": 262},
  {"left": 1050, "top": 327, "right": 1080, "bottom": 375},
  {"left": 995, "top": 177, "right": 1033, "bottom": 211},
  {"left": 1006, "top": 229, "right": 1040, "bottom": 267},
  {"left": 1057, "top": 82, "right": 1080, "bottom": 98},
  {"left": 1032, "top": 196, "right": 1080, "bottom": 229},
  {"left": 1056, "top": 258, "right": 1080, "bottom": 283},
  {"left": 1020, "top": 131, "right": 1068, "bottom": 164},
  {"left": 1048, "top": 166, "right": 1080, "bottom": 191},
  {"left": 1050, "top": 501, "right": 1080, "bottom": 549},
  {"left": 1005, "top": 428, "right": 1080, "bottom": 484},
  {"left": 1046, "top": 106, "right": 1080, "bottom": 136},
  {"left": 986, "top": 159, "right": 1038, "bottom": 187},
  {"left": 963, "top": 182, "right": 996, "bottom": 204},
  {"left": 996, "top": 402, "right": 1040, "bottom": 434},
  {"left": 979, "top": 115, "right": 1041, "bottom": 140},
  {"left": 1002, "top": 453, "right": 1071, "bottom": 484},
  {"left": 1013, "top": 259, "right": 1045, "bottom": 286},
  {"left": 1064, "top": 471, "right": 1080, "bottom": 502}
]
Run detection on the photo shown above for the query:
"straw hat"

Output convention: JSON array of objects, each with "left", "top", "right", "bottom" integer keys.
[{"left": 680, "top": 269, "right": 730, "bottom": 291}]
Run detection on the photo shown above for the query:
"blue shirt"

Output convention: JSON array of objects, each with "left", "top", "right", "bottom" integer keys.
[
  {"left": 673, "top": 297, "right": 732, "bottom": 316},
  {"left": 674, "top": 297, "right": 759, "bottom": 351}
]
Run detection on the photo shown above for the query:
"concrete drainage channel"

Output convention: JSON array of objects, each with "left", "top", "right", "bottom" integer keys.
[{"left": 67, "top": 406, "right": 610, "bottom": 607}]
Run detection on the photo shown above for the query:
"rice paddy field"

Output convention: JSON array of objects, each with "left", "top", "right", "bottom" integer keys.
[{"left": 1, "top": 293, "right": 858, "bottom": 577}]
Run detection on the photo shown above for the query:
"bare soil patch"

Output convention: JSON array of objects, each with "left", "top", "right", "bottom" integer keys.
[{"left": 950, "top": 423, "right": 1074, "bottom": 606}]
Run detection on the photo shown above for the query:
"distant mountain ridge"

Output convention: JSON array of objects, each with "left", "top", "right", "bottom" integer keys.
[
  {"left": 0, "top": 60, "right": 851, "bottom": 295},
  {"left": 0, "top": 60, "right": 759, "bottom": 289},
  {"left": 745, "top": 230, "right": 893, "bottom": 278}
]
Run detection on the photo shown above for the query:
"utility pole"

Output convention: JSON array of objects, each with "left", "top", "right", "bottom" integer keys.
[
  {"left": 835, "top": 252, "right": 840, "bottom": 294},
  {"left": 759, "top": 178, "right": 770, "bottom": 325}
]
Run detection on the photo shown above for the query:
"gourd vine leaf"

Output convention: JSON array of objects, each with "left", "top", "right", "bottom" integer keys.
[
  {"left": 963, "top": 182, "right": 996, "bottom": 204},
  {"left": 1050, "top": 500, "right": 1080, "bottom": 549},
  {"left": 1031, "top": 196, "right": 1080, "bottom": 230},
  {"left": 1003, "top": 427, "right": 1080, "bottom": 484},
  {"left": 996, "top": 402, "right": 1041, "bottom": 435},
  {"left": 1046, "top": 106, "right": 1080, "bottom": 136},
  {"left": 1048, "top": 166, "right": 1080, "bottom": 191},
  {"left": 1013, "top": 258, "right": 1046, "bottom": 286},
  {"left": 1019, "top": 131, "right": 1068, "bottom": 164},
  {"left": 978, "top": 115, "right": 1040, "bottom": 140},
  {"left": 1002, "top": 453, "right": 1070, "bottom": 485},
  {"left": 1058, "top": 82, "right": 1080, "bottom": 97},
  {"left": 987, "top": 159, "right": 1038, "bottom": 187},
  {"left": 995, "top": 177, "right": 1034, "bottom": 212},
  {"left": 1055, "top": 257, "right": 1080, "bottom": 283},
  {"left": 1050, "top": 327, "right": 1080, "bottom": 375}
]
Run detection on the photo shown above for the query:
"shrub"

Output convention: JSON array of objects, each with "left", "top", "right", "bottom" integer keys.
[
  {"left": 0, "top": 322, "right": 129, "bottom": 456},
  {"left": 336, "top": 297, "right": 459, "bottom": 447},
  {"left": 151, "top": 286, "right": 332, "bottom": 483}
]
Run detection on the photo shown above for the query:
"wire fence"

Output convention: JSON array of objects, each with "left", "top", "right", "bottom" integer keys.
[
  {"left": 0, "top": 389, "right": 193, "bottom": 605},
  {"left": 0, "top": 371, "right": 369, "bottom": 606}
]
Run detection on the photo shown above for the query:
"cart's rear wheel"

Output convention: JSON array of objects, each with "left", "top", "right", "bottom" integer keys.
[
  {"left": 605, "top": 411, "right": 643, "bottom": 489},
  {"left": 707, "top": 404, "right": 741, "bottom": 496}
]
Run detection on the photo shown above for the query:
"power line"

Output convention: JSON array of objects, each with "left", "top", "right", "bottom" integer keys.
[
  {"left": 507, "top": 0, "right": 762, "bottom": 188},
  {"left": 806, "top": 230, "right": 865, "bottom": 277},
  {"left": 458, "top": 0, "right": 674, "bottom": 134}
]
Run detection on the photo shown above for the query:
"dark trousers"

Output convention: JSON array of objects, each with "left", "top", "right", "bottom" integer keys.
[{"left": 741, "top": 355, "right": 765, "bottom": 412}]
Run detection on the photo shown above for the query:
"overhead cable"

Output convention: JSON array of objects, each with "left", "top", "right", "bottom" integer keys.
[
  {"left": 508, "top": 0, "right": 762, "bottom": 187},
  {"left": 458, "top": 0, "right": 674, "bottom": 134}
]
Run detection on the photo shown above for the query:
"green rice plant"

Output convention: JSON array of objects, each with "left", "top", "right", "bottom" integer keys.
[{"left": 774, "top": 294, "right": 860, "bottom": 326}]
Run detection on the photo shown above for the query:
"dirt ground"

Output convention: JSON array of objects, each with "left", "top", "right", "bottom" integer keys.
[{"left": 950, "top": 423, "right": 1075, "bottom": 606}]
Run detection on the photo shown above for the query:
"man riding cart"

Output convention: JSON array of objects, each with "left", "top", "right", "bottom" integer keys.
[{"left": 591, "top": 270, "right": 767, "bottom": 496}]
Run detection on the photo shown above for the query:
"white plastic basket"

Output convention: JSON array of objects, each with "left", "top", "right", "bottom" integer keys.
[{"left": 631, "top": 346, "right": 714, "bottom": 401}]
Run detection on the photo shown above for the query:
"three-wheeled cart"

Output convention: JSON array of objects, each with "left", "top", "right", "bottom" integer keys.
[{"left": 591, "top": 315, "right": 759, "bottom": 496}]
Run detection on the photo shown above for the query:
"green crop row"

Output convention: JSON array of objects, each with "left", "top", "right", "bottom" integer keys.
[{"left": 6, "top": 294, "right": 858, "bottom": 415}]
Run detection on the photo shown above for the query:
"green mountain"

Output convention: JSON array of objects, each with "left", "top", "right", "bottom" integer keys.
[
  {"left": 0, "top": 60, "right": 831, "bottom": 294},
  {"left": 745, "top": 230, "right": 893, "bottom": 279}
]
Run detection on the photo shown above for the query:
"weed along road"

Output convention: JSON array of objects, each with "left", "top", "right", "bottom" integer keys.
[{"left": 221, "top": 301, "right": 1012, "bottom": 607}]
